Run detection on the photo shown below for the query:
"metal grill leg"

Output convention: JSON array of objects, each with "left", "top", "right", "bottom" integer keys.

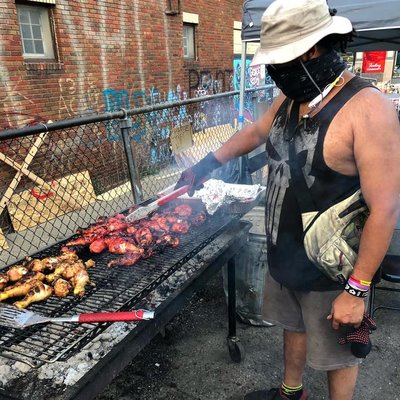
[
  {"left": 226, "top": 257, "right": 245, "bottom": 362},
  {"left": 227, "top": 257, "right": 236, "bottom": 337}
]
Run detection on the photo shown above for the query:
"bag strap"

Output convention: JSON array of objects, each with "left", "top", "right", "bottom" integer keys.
[{"left": 286, "top": 101, "right": 316, "bottom": 213}]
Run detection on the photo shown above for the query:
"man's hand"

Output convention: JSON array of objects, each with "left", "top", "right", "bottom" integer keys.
[
  {"left": 174, "top": 152, "right": 222, "bottom": 196},
  {"left": 327, "top": 291, "right": 365, "bottom": 330}
]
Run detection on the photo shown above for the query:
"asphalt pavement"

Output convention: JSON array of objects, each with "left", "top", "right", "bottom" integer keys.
[{"left": 96, "top": 271, "right": 400, "bottom": 400}]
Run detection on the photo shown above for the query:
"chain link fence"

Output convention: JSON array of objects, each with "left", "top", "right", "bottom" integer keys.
[{"left": 0, "top": 86, "right": 277, "bottom": 266}]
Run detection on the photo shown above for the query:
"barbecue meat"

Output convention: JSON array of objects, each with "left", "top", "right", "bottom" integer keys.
[
  {"left": 85, "top": 259, "right": 96, "bottom": 269},
  {"left": 107, "top": 237, "right": 144, "bottom": 255},
  {"left": 0, "top": 274, "right": 9, "bottom": 290},
  {"left": 165, "top": 215, "right": 178, "bottom": 224},
  {"left": 161, "top": 234, "right": 180, "bottom": 247},
  {"left": 65, "top": 236, "right": 91, "bottom": 246},
  {"left": 126, "top": 225, "right": 137, "bottom": 235},
  {"left": 171, "top": 220, "right": 190, "bottom": 234},
  {"left": 191, "top": 211, "right": 207, "bottom": 226},
  {"left": 7, "top": 266, "right": 30, "bottom": 282},
  {"left": 173, "top": 204, "right": 193, "bottom": 217},
  {"left": 18, "top": 271, "right": 46, "bottom": 284},
  {"left": 53, "top": 278, "right": 72, "bottom": 298},
  {"left": 70, "top": 269, "right": 93, "bottom": 297},
  {"left": 46, "top": 261, "right": 86, "bottom": 282},
  {"left": 151, "top": 216, "right": 170, "bottom": 232},
  {"left": 14, "top": 282, "right": 53, "bottom": 309},
  {"left": 134, "top": 227, "right": 153, "bottom": 246},
  {"left": 108, "top": 252, "right": 143, "bottom": 267},
  {"left": 106, "top": 218, "right": 127, "bottom": 233},
  {"left": 140, "top": 220, "right": 169, "bottom": 237},
  {"left": 0, "top": 278, "right": 44, "bottom": 301},
  {"left": 89, "top": 238, "right": 107, "bottom": 253},
  {"left": 30, "top": 252, "right": 79, "bottom": 272}
]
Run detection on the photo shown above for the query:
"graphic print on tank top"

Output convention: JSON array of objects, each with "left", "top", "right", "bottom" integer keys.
[{"left": 265, "top": 105, "right": 319, "bottom": 245}]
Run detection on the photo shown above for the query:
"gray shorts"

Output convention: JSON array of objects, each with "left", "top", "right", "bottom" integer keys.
[{"left": 262, "top": 272, "right": 363, "bottom": 371}]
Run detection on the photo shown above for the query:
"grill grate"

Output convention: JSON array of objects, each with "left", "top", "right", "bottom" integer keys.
[{"left": 0, "top": 209, "right": 237, "bottom": 368}]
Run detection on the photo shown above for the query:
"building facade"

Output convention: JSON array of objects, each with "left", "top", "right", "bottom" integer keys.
[{"left": 0, "top": 0, "right": 244, "bottom": 129}]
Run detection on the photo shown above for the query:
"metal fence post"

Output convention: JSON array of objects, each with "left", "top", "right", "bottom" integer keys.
[{"left": 119, "top": 117, "right": 143, "bottom": 203}]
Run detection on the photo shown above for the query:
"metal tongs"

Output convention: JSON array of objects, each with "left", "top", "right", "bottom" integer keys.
[
  {"left": 0, "top": 303, "right": 155, "bottom": 329},
  {"left": 126, "top": 184, "right": 190, "bottom": 222}
]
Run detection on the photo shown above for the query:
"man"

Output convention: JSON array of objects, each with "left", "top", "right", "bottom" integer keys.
[{"left": 175, "top": 0, "right": 400, "bottom": 399}]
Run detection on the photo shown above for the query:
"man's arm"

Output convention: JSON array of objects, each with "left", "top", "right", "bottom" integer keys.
[
  {"left": 214, "top": 94, "right": 285, "bottom": 164},
  {"left": 174, "top": 94, "right": 285, "bottom": 193},
  {"left": 330, "top": 89, "right": 400, "bottom": 328}
]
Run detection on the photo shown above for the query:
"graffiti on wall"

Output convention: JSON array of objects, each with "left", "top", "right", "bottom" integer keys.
[
  {"left": 0, "top": 79, "right": 41, "bottom": 130},
  {"left": 188, "top": 69, "right": 234, "bottom": 98},
  {"left": 58, "top": 74, "right": 103, "bottom": 118},
  {"left": 102, "top": 84, "right": 189, "bottom": 144},
  {"left": 232, "top": 57, "right": 276, "bottom": 123}
]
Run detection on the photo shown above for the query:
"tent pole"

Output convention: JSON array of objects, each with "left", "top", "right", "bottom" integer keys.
[
  {"left": 238, "top": 40, "right": 247, "bottom": 182},
  {"left": 238, "top": 40, "right": 247, "bottom": 131}
]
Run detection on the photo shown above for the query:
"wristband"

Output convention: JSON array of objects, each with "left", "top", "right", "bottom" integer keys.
[
  {"left": 345, "top": 281, "right": 369, "bottom": 298},
  {"left": 349, "top": 275, "right": 371, "bottom": 287},
  {"left": 348, "top": 276, "right": 370, "bottom": 292}
]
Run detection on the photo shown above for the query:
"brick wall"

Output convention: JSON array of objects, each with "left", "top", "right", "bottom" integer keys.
[
  {"left": 0, "top": 0, "right": 244, "bottom": 233},
  {"left": 0, "top": 0, "right": 243, "bottom": 128}
]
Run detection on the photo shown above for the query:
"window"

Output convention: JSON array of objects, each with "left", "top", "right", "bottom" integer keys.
[
  {"left": 17, "top": 4, "right": 55, "bottom": 59},
  {"left": 183, "top": 23, "right": 195, "bottom": 60}
]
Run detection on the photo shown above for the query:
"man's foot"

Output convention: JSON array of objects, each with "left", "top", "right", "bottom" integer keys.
[{"left": 243, "top": 388, "right": 309, "bottom": 400}]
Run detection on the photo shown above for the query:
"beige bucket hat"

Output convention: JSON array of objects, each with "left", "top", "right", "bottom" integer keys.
[{"left": 251, "top": 0, "right": 353, "bottom": 66}]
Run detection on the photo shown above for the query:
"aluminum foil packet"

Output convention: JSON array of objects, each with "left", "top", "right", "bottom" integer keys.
[{"left": 194, "top": 179, "right": 260, "bottom": 215}]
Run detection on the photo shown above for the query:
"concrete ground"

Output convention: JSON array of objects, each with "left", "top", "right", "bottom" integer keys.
[{"left": 96, "top": 271, "right": 400, "bottom": 400}]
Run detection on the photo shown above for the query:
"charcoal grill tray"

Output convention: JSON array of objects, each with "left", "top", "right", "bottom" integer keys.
[{"left": 0, "top": 205, "right": 238, "bottom": 368}]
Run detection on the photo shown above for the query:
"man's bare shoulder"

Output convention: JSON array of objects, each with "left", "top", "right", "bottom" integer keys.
[
  {"left": 344, "top": 86, "right": 399, "bottom": 135},
  {"left": 347, "top": 86, "right": 395, "bottom": 116}
]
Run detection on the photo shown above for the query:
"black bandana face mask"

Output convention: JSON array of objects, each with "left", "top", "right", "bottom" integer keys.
[{"left": 267, "top": 50, "right": 347, "bottom": 103}]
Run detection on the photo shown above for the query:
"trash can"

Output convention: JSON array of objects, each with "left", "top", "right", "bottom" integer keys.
[{"left": 223, "top": 206, "right": 274, "bottom": 327}]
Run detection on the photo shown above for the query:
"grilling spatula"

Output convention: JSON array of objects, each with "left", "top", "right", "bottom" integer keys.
[
  {"left": 125, "top": 184, "right": 191, "bottom": 223},
  {"left": 0, "top": 303, "right": 154, "bottom": 329}
]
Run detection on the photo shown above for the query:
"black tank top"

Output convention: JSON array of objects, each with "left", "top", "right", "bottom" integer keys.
[{"left": 265, "top": 76, "right": 374, "bottom": 291}]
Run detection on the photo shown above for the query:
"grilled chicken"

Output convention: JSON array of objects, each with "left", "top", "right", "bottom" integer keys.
[
  {"left": 156, "top": 234, "right": 180, "bottom": 248},
  {"left": 191, "top": 211, "right": 207, "bottom": 226},
  {"left": 53, "top": 278, "right": 72, "bottom": 297},
  {"left": 14, "top": 282, "right": 53, "bottom": 309},
  {"left": 106, "top": 237, "right": 143, "bottom": 255},
  {"left": 108, "top": 252, "right": 143, "bottom": 268},
  {"left": 173, "top": 204, "right": 193, "bottom": 217},
  {"left": 0, "top": 278, "right": 44, "bottom": 301},
  {"left": 85, "top": 259, "right": 95, "bottom": 269},
  {"left": 89, "top": 238, "right": 107, "bottom": 253},
  {"left": 0, "top": 274, "right": 9, "bottom": 290},
  {"left": 30, "top": 252, "right": 79, "bottom": 272},
  {"left": 70, "top": 269, "right": 94, "bottom": 297},
  {"left": 134, "top": 227, "right": 153, "bottom": 246},
  {"left": 171, "top": 220, "right": 190, "bottom": 234},
  {"left": 7, "top": 265, "right": 30, "bottom": 282},
  {"left": 46, "top": 261, "right": 86, "bottom": 282}
]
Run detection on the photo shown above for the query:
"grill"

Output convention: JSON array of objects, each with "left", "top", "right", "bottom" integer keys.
[{"left": 0, "top": 203, "right": 239, "bottom": 369}]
